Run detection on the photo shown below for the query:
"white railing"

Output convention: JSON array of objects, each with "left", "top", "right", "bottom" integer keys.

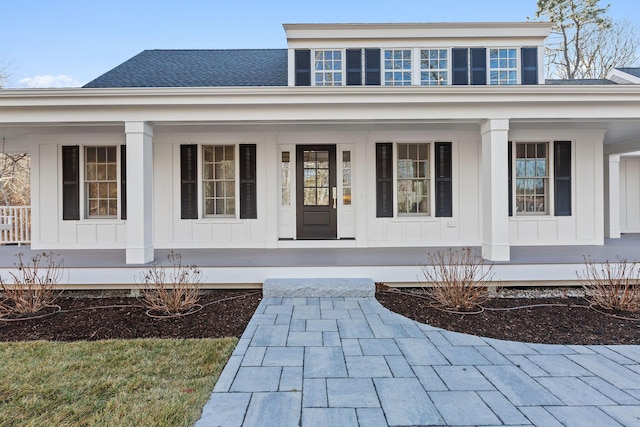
[{"left": 0, "top": 206, "right": 31, "bottom": 246}]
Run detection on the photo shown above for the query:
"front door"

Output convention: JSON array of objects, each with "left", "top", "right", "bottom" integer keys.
[{"left": 296, "top": 145, "right": 337, "bottom": 239}]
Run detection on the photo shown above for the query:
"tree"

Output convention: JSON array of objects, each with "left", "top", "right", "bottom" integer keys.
[{"left": 536, "top": 0, "right": 640, "bottom": 79}]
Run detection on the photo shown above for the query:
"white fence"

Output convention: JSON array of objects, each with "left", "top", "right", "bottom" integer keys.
[{"left": 0, "top": 206, "right": 31, "bottom": 245}]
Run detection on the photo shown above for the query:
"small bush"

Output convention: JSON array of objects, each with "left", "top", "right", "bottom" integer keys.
[
  {"left": 578, "top": 257, "right": 640, "bottom": 312},
  {"left": 421, "top": 247, "right": 495, "bottom": 311},
  {"left": 139, "top": 251, "right": 202, "bottom": 316},
  {"left": 0, "top": 252, "right": 63, "bottom": 318}
]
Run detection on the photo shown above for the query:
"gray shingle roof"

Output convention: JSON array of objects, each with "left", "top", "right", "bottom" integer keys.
[
  {"left": 615, "top": 67, "right": 640, "bottom": 78},
  {"left": 83, "top": 49, "right": 288, "bottom": 88},
  {"left": 545, "top": 78, "right": 616, "bottom": 85}
]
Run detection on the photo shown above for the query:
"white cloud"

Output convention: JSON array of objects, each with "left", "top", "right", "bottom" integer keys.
[{"left": 19, "top": 74, "right": 81, "bottom": 88}]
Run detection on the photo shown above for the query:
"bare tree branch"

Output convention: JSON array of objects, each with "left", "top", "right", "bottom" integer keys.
[{"left": 536, "top": 0, "right": 639, "bottom": 79}]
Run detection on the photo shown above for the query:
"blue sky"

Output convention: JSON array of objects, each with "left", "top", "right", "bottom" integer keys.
[{"left": 2, "top": 0, "right": 639, "bottom": 88}]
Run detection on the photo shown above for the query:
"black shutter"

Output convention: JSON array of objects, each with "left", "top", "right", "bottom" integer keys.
[
  {"left": 376, "top": 143, "right": 393, "bottom": 217},
  {"left": 346, "top": 49, "right": 362, "bottom": 85},
  {"left": 120, "top": 145, "right": 127, "bottom": 220},
  {"left": 508, "top": 141, "right": 513, "bottom": 216},
  {"left": 554, "top": 141, "right": 572, "bottom": 216},
  {"left": 435, "top": 142, "right": 453, "bottom": 217},
  {"left": 470, "top": 48, "right": 487, "bottom": 85},
  {"left": 452, "top": 48, "right": 469, "bottom": 85},
  {"left": 295, "top": 49, "right": 311, "bottom": 86},
  {"left": 365, "top": 49, "right": 381, "bottom": 85},
  {"left": 180, "top": 144, "right": 198, "bottom": 219},
  {"left": 521, "top": 47, "right": 538, "bottom": 85},
  {"left": 62, "top": 146, "right": 80, "bottom": 220},
  {"left": 239, "top": 144, "right": 257, "bottom": 219}
]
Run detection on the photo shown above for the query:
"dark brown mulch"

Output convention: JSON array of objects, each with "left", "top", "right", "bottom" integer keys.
[
  {"left": 0, "top": 290, "right": 262, "bottom": 342},
  {"left": 376, "top": 289, "right": 640, "bottom": 345},
  {"left": 2, "top": 288, "right": 639, "bottom": 345}
]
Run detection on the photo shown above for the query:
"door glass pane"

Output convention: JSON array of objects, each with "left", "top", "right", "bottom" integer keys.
[{"left": 317, "top": 188, "right": 329, "bottom": 206}]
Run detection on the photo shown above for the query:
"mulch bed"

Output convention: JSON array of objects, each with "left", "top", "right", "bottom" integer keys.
[
  {"left": 0, "top": 290, "right": 262, "bottom": 342},
  {"left": 376, "top": 289, "right": 640, "bottom": 345},
  {"left": 2, "top": 288, "right": 640, "bottom": 345}
]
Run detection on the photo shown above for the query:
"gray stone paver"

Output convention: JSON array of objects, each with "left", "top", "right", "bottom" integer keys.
[{"left": 196, "top": 296, "right": 640, "bottom": 426}]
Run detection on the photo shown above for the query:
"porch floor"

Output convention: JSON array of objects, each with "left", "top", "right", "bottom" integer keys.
[
  {"left": 1, "top": 234, "right": 638, "bottom": 269},
  {"left": 0, "top": 235, "right": 637, "bottom": 287}
]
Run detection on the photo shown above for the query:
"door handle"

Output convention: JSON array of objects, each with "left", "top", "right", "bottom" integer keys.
[{"left": 332, "top": 187, "right": 337, "bottom": 209}]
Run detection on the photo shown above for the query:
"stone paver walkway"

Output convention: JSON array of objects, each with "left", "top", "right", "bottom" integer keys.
[{"left": 196, "top": 297, "right": 640, "bottom": 426}]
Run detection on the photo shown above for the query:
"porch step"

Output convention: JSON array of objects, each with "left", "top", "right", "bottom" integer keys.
[{"left": 263, "top": 278, "right": 375, "bottom": 298}]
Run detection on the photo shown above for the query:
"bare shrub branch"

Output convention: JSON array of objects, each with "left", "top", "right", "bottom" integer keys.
[
  {"left": 138, "top": 251, "right": 202, "bottom": 316},
  {"left": 0, "top": 252, "right": 63, "bottom": 318},
  {"left": 421, "top": 247, "right": 495, "bottom": 311},
  {"left": 578, "top": 257, "right": 640, "bottom": 312}
]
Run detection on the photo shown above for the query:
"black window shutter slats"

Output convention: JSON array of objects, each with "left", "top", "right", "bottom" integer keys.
[
  {"left": 295, "top": 49, "right": 311, "bottom": 86},
  {"left": 365, "top": 49, "right": 381, "bottom": 85},
  {"left": 508, "top": 141, "right": 513, "bottom": 216},
  {"left": 452, "top": 48, "right": 469, "bottom": 85},
  {"left": 346, "top": 49, "right": 363, "bottom": 85},
  {"left": 376, "top": 143, "right": 393, "bottom": 217},
  {"left": 470, "top": 48, "right": 487, "bottom": 85},
  {"left": 180, "top": 144, "right": 198, "bottom": 220},
  {"left": 554, "top": 141, "right": 572, "bottom": 216},
  {"left": 62, "top": 146, "right": 80, "bottom": 220},
  {"left": 435, "top": 142, "right": 453, "bottom": 217},
  {"left": 239, "top": 144, "right": 257, "bottom": 219},
  {"left": 120, "top": 145, "right": 127, "bottom": 220},
  {"left": 521, "top": 47, "right": 538, "bottom": 85}
]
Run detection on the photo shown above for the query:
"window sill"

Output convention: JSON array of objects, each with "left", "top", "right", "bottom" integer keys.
[{"left": 390, "top": 215, "right": 437, "bottom": 222}]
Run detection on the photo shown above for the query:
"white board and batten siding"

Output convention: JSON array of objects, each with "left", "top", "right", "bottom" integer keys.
[
  {"left": 620, "top": 156, "right": 640, "bottom": 233},
  {"left": 25, "top": 126, "right": 608, "bottom": 251}
]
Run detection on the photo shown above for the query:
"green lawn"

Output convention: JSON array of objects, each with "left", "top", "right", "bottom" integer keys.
[{"left": 0, "top": 338, "right": 237, "bottom": 427}]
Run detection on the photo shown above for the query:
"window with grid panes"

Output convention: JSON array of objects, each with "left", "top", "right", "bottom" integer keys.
[
  {"left": 397, "top": 143, "right": 430, "bottom": 215},
  {"left": 490, "top": 48, "right": 517, "bottom": 85},
  {"left": 85, "top": 146, "right": 118, "bottom": 218},
  {"left": 203, "top": 145, "right": 235, "bottom": 216},
  {"left": 314, "top": 50, "right": 343, "bottom": 86},
  {"left": 515, "top": 142, "right": 548, "bottom": 214},
  {"left": 384, "top": 49, "right": 412, "bottom": 86},
  {"left": 420, "top": 49, "right": 448, "bottom": 85}
]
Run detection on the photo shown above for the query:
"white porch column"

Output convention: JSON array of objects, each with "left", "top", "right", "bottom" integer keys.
[
  {"left": 125, "top": 122, "right": 154, "bottom": 264},
  {"left": 606, "top": 154, "right": 621, "bottom": 238},
  {"left": 480, "top": 119, "right": 510, "bottom": 261}
]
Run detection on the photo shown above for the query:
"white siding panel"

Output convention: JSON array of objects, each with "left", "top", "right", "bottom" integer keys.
[
  {"left": 39, "top": 144, "right": 59, "bottom": 243},
  {"left": 153, "top": 143, "right": 174, "bottom": 244},
  {"left": 621, "top": 157, "right": 640, "bottom": 232}
]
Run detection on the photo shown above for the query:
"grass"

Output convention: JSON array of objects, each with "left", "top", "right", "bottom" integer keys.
[{"left": 0, "top": 338, "right": 237, "bottom": 427}]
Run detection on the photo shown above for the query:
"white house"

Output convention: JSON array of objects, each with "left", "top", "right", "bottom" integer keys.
[{"left": 1, "top": 22, "right": 639, "bottom": 271}]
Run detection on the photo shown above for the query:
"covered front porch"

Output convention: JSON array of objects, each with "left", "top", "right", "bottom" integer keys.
[{"left": 1, "top": 234, "right": 638, "bottom": 289}]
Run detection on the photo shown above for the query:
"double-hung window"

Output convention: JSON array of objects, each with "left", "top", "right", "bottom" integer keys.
[
  {"left": 314, "top": 50, "right": 343, "bottom": 86},
  {"left": 420, "top": 49, "right": 448, "bottom": 85},
  {"left": 515, "top": 142, "right": 548, "bottom": 214},
  {"left": 397, "top": 143, "right": 430, "bottom": 215},
  {"left": 383, "top": 49, "right": 412, "bottom": 86},
  {"left": 180, "top": 144, "right": 257, "bottom": 220},
  {"left": 203, "top": 145, "right": 235, "bottom": 216},
  {"left": 85, "top": 146, "right": 118, "bottom": 218},
  {"left": 490, "top": 48, "right": 517, "bottom": 85}
]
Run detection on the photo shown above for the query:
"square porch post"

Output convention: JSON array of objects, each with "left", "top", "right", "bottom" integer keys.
[
  {"left": 125, "top": 122, "right": 154, "bottom": 264},
  {"left": 605, "top": 154, "right": 621, "bottom": 238},
  {"left": 480, "top": 119, "right": 510, "bottom": 261}
]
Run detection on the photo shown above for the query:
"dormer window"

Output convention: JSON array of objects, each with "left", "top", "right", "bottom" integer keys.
[
  {"left": 490, "top": 49, "right": 518, "bottom": 85},
  {"left": 420, "top": 49, "right": 448, "bottom": 85},
  {"left": 383, "top": 49, "right": 412, "bottom": 86},
  {"left": 314, "top": 50, "right": 343, "bottom": 86}
]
